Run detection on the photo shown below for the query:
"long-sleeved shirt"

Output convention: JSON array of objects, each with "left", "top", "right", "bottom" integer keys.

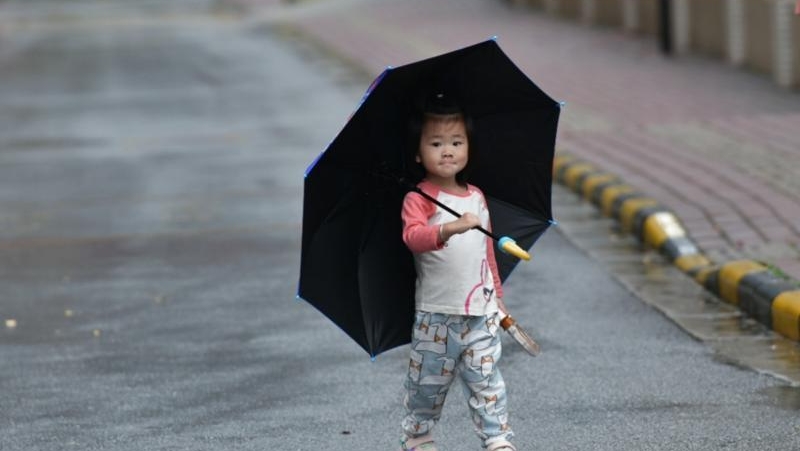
[{"left": 401, "top": 180, "right": 503, "bottom": 316}]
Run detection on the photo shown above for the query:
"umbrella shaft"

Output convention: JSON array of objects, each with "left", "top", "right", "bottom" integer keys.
[{"left": 412, "top": 187, "right": 499, "bottom": 241}]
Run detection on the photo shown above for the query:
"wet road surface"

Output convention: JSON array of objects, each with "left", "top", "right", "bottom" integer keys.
[{"left": 0, "top": 1, "right": 799, "bottom": 450}]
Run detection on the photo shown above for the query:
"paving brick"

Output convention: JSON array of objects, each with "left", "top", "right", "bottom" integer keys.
[{"left": 266, "top": 0, "right": 800, "bottom": 280}]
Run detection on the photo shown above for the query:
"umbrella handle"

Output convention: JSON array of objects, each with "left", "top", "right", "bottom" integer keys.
[{"left": 498, "top": 237, "right": 531, "bottom": 261}]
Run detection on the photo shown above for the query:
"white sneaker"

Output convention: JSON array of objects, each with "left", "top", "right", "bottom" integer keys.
[
  {"left": 487, "top": 441, "right": 516, "bottom": 451},
  {"left": 399, "top": 434, "right": 438, "bottom": 451}
]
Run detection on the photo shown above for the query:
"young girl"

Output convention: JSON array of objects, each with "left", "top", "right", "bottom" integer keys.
[{"left": 399, "top": 93, "right": 516, "bottom": 451}]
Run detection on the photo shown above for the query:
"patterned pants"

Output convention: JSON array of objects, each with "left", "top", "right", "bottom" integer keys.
[{"left": 401, "top": 311, "right": 514, "bottom": 447}]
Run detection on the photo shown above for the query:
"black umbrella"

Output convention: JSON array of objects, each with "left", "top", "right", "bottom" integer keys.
[{"left": 299, "top": 39, "right": 560, "bottom": 357}]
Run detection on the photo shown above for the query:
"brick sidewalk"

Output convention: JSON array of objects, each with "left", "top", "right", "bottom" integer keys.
[{"left": 247, "top": 0, "right": 800, "bottom": 280}]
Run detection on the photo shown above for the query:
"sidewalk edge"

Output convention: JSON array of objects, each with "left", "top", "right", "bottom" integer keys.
[{"left": 554, "top": 152, "right": 800, "bottom": 343}]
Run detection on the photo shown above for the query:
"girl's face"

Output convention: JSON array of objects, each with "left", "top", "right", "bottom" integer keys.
[{"left": 416, "top": 115, "right": 469, "bottom": 186}]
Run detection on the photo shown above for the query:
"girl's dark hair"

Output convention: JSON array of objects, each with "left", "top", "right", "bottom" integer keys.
[{"left": 406, "top": 91, "right": 474, "bottom": 185}]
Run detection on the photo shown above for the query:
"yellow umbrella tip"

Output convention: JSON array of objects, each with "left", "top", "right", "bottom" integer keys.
[{"left": 499, "top": 237, "right": 531, "bottom": 261}]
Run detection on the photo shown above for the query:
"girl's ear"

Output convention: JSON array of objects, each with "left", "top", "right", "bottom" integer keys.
[{"left": 415, "top": 155, "right": 421, "bottom": 163}]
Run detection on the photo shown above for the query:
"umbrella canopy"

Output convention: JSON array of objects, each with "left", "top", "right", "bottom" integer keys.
[{"left": 299, "top": 39, "right": 560, "bottom": 357}]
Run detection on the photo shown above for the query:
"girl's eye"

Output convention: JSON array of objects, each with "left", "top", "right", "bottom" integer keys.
[
  {"left": 453, "top": 141, "right": 464, "bottom": 147},
  {"left": 430, "top": 142, "right": 442, "bottom": 147}
]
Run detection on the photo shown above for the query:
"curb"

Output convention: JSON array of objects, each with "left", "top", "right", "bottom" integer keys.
[{"left": 553, "top": 152, "right": 800, "bottom": 342}]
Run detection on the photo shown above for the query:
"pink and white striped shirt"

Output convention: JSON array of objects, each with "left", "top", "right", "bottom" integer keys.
[{"left": 401, "top": 180, "right": 503, "bottom": 316}]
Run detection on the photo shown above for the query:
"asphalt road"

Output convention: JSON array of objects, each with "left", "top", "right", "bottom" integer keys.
[{"left": 0, "top": 1, "right": 798, "bottom": 450}]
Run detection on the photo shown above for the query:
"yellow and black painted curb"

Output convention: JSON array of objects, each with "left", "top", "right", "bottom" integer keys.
[{"left": 554, "top": 153, "right": 800, "bottom": 342}]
